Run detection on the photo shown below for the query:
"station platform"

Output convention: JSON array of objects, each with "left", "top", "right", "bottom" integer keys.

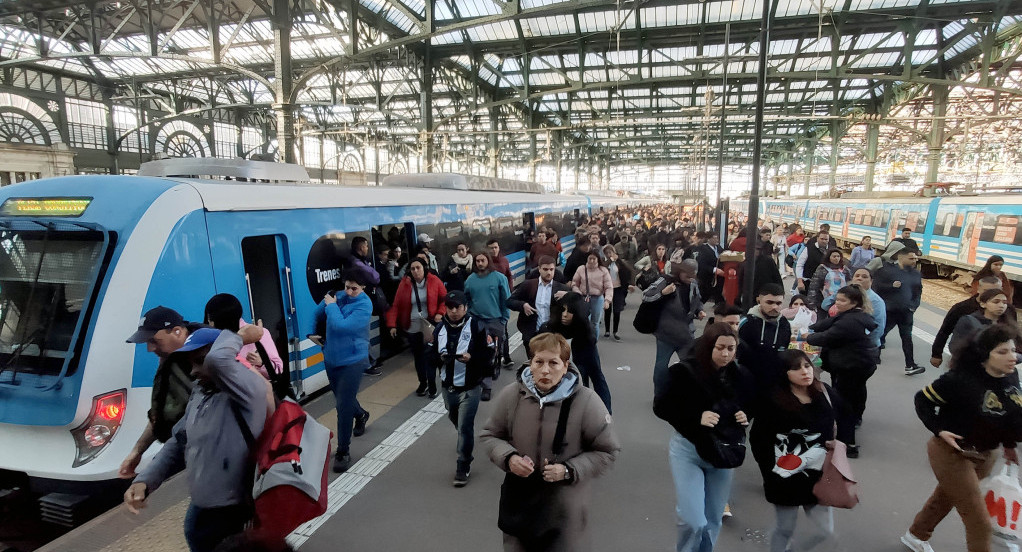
[{"left": 43, "top": 289, "right": 971, "bottom": 552}]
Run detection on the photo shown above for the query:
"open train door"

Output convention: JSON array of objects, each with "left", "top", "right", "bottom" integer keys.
[
  {"left": 959, "top": 212, "right": 983, "bottom": 265},
  {"left": 241, "top": 235, "right": 300, "bottom": 399}
]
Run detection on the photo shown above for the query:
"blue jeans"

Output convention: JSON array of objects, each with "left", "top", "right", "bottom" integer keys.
[
  {"left": 183, "top": 502, "right": 250, "bottom": 552},
  {"left": 325, "top": 357, "right": 370, "bottom": 456},
  {"left": 772, "top": 504, "right": 834, "bottom": 552},
  {"left": 654, "top": 339, "right": 693, "bottom": 398},
  {"left": 585, "top": 295, "right": 605, "bottom": 340},
  {"left": 669, "top": 432, "right": 734, "bottom": 552},
  {"left": 441, "top": 386, "right": 482, "bottom": 473}
]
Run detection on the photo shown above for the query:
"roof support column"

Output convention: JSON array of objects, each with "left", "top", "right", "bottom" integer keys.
[
  {"left": 786, "top": 160, "right": 794, "bottom": 197},
  {"left": 829, "top": 121, "right": 840, "bottom": 191},
  {"left": 864, "top": 122, "right": 879, "bottom": 193},
  {"left": 529, "top": 128, "right": 537, "bottom": 182},
  {"left": 489, "top": 105, "right": 499, "bottom": 178},
  {"left": 272, "top": 0, "right": 295, "bottom": 163},
  {"left": 421, "top": 0, "right": 435, "bottom": 172},
  {"left": 804, "top": 146, "right": 814, "bottom": 197},
  {"left": 926, "top": 84, "right": 948, "bottom": 183},
  {"left": 743, "top": 0, "right": 773, "bottom": 309}
]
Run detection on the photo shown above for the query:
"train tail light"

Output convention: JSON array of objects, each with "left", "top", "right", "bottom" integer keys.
[{"left": 70, "top": 389, "right": 126, "bottom": 468}]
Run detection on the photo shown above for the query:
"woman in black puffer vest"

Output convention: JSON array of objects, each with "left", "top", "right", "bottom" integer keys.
[{"left": 806, "top": 285, "right": 878, "bottom": 457}]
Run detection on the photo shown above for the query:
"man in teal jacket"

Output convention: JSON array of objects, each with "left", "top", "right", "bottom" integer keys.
[
  {"left": 315, "top": 269, "right": 373, "bottom": 472},
  {"left": 463, "top": 252, "right": 510, "bottom": 401}
]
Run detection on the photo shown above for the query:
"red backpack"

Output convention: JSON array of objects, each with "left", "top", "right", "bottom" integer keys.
[{"left": 233, "top": 397, "right": 333, "bottom": 541}]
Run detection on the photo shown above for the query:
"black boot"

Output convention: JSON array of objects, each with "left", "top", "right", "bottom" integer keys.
[{"left": 415, "top": 382, "right": 427, "bottom": 396}]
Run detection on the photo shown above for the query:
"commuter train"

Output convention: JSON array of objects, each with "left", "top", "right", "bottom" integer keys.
[
  {"left": 0, "top": 160, "right": 635, "bottom": 506},
  {"left": 732, "top": 195, "right": 1022, "bottom": 281}
]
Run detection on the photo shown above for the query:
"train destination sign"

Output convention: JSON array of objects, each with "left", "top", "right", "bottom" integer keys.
[{"left": 0, "top": 197, "right": 92, "bottom": 217}]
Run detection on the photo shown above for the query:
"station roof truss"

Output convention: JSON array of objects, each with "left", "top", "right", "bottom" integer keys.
[{"left": 1, "top": 0, "right": 1021, "bottom": 171}]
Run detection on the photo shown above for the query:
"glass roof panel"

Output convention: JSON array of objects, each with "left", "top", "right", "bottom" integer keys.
[
  {"left": 434, "top": 0, "right": 454, "bottom": 19},
  {"left": 433, "top": 30, "right": 463, "bottom": 44},
  {"left": 793, "top": 56, "right": 829, "bottom": 71},
  {"left": 382, "top": 9, "right": 417, "bottom": 32},
  {"left": 949, "top": 32, "right": 981, "bottom": 56},
  {"left": 453, "top": 0, "right": 503, "bottom": 17},
  {"left": 167, "top": 29, "right": 208, "bottom": 50},
  {"left": 578, "top": 12, "right": 612, "bottom": 33},
  {"left": 467, "top": 20, "right": 518, "bottom": 41}
]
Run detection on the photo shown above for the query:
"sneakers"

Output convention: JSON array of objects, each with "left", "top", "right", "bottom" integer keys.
[
  {"left": 722, "top": 503, "right": 732, "bottom": 520},
  {"left": 353, "top": 410, "right": 370, "bottom": 437},
  {"left": 364, "top": 366, "right": 383, "bottom": 376},
  {"left": 846, "top": 444, "right": 860, "bottom": 458},
  {"left": 332, "top": 453, "right": 352, "bottom": 473},
  {"left": 613, "top": 334, "right": 621, "bottom": 342},
  {"left": 481, "top": 388, "right": 492, "bottom": 402},
  {"left": 453, "top": 470, "right": 470, "bottom": 487},
  {"left": 905, "top": 364, "right": 926, "bottom": 376},
  {"left": 900, "top": 530, "right": 935, "bottom": 552},
  {"left": 415, "top": 383, "right": 427, "bottom": 397},
  {"left": 502, "top": 357, "right": 515, "bottom": 368}
]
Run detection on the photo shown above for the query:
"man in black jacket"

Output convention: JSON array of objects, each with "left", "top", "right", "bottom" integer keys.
[
  {"left": 507, "top": 257, "right": 569, "bottom": 358},
  {"left": 875, "top": 248, "right": 925, "bottom": 375},
  {"left": 891, "top": 227, "right": 920, "bottom": 254},
  {"left": 687, "top": 232, "right": 724, "bottom": 304},
  {"left": 432, "top": 291, "right": 496, "bottom": 487},
  {"left": 563, "top": 235, "right": 592, "bottom": 282},
  {"left": 738, "top": 283, "right": 792, "bottom": 389},
  {"left": 930, "top": 276, "right": 1017, "bottom": 368}
]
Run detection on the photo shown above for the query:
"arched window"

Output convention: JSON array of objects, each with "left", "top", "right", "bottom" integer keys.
[{"left": 0, "top": 93, "right": 61, "bottom": 145}]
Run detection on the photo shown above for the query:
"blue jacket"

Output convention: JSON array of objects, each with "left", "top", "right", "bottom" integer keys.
[
  {"left": 464, "top": 271, "right": 510, "bottom": 322},
  {"left": 135, "top": 331, "right": 268, "bottom": 508},
  {"left": 866, "top": 288, "right": 886, "bottom": 348},
  {"left": 315, "top": 292, "right": 372, "bottom": 366}
]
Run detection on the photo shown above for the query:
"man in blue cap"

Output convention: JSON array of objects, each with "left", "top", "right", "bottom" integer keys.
[{"left": 123, "top": 324, "right": 267, "bottom": 552}]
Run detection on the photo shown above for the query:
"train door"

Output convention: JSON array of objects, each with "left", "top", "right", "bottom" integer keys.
[
  {"left": 372, "top": 222, "right": 415, "bottom": 359},
  {"left": 959, "top": 212, "right": 983, "bottom": 265},
  {"left": 889, "top": 209, "right": 902, "bottom": 242},
  {"left": 241, "top": 235, "right": 300, "bottom": 397},
  {"left": 842, "top": 208, "right": 851, "bottom": 239}
]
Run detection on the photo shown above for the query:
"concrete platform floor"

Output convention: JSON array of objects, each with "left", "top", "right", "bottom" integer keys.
[{"left": 45, "top": 292, "right": 976, "bottom": 552}]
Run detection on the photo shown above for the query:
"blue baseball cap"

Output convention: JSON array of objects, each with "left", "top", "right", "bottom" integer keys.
[{"left": 175, "top": 328, "right": 221, "bottom": 352}]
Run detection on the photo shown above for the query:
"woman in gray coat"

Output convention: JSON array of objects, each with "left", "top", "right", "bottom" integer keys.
[{"left": 481, "top": 332, "right": 621, "bottom": 552}]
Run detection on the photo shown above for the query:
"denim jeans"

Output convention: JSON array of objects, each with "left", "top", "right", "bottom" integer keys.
[
  {"left": 325, "top": 357, "right": 370, "bottom": 456},
  {"left": 772, "top": 504, "right": 834, "bottom": 552},
  {"left": 442, "top": 385, "right": 482, "bottom": 473},
  {"left": 478, "top": 318, "right": 504, "bottom": 390},
  {"left": 668, "top": 432, "right": 734, "bottom": 552},
  {"left": 654, "top": 339, "right": 693, "bottom": 398},
  {"left": 408, "top": 331, "right": 435, "bottom": 390},
  {"left": 585, "top": 295, "right": 605, "bottom": 340},
  {"left": 183, "top": 502, "right": 250, "bottom": 552},
  {"left": 881, "top": 308, "right": 916, "bottom": 367}
]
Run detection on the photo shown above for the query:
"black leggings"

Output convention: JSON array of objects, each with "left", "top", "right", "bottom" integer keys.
[
  {"left": 830, "top": 370, "right": 871, "bottom": 445},
  {"left": 604, "top": 286, "right": 627, "bottom": 333}
]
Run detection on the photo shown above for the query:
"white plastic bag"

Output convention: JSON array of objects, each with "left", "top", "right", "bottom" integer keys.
[
  {"left": 790, "top": 306, "right": 815, "bottom": 338},
  {"left": 980, "top": 462, "right": 1022, "bottom": 549}
]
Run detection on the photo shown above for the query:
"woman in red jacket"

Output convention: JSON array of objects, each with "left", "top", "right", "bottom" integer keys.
[{"left": 387, "top": 258, "right": 447, "bottom": 397}]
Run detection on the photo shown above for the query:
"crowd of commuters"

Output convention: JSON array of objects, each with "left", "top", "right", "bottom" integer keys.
[{"left": 118, "top": 200, "right": 1022, "bottom": 552}]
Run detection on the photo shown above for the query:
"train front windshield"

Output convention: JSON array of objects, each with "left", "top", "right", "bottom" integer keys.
[{"left": 0, "top": 227, "right": 107, "bottom": 379}]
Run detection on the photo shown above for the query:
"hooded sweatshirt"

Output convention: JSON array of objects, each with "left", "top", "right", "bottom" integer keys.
[
  {"left": 739, "top": 305, "right": 792, "bottom": 388},
  {"left": 874, "top": 258, "right": 923, "bottom": 313}
]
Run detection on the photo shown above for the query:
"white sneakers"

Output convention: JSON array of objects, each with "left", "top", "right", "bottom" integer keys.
[{"left": 901, "top": 531, "right": 935, "bottom": 552}]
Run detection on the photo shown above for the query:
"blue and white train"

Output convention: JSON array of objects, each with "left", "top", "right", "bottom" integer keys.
[
  {"left": 0, "top": 160, "right": 634, "bottom": 500},
  {"left": 733, "top": 195, "right": 1022, "bottom": 281}
]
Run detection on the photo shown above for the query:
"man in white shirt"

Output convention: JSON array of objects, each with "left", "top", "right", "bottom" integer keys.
[{"left": 507, "top": 256, "right": 569, "bottom": 359}]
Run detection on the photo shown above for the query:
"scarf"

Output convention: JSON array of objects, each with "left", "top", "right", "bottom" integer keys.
[{"left": 437, "top": 316, "right": 474, "bottom": 387}]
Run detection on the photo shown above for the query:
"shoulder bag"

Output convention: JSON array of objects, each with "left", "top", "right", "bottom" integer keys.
[
  {"left": 411, "top": 282, "right": 436, "bottom": 343},
  {"left": 812, "top": 389, "right": 859, "bottom": 508},
  {"left": 498, "top": 394, "right": 576, "bottom": 540}
]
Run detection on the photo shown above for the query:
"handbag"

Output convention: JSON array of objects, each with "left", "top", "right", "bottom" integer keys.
[
  {"left": 636, "top": 268, "right": 658, "bottom": 290},
  {"left": 685, "top": 366, "right": 747, "bottom": 469},
  {"left": 633, "top": 295, "right": 665, "bottom": 334},
  {"left": 498, "top": 395, "right": 575, "bottom": 539},
  {"left": 812, "top": 390, "right": 859, "bottom": 508},
  {"left": 411, "top": 282, "right": 436, "bottom": 344}
]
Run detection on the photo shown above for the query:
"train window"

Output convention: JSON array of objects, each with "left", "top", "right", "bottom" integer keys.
[
  {"left": 0, "top": 227, "right": 108, "bottom": 377},
  {"left": 979, "top": 216, "right": 997, "bottom": 243},
  {"left": 994, "top": 215, "right": 1020, "bottom": 245},
  {"left": 492, "top": 216, "right": 521, "bottom": 255}
]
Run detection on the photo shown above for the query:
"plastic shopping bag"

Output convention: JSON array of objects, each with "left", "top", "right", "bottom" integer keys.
[
  {"left": 789, "top": 306, "right": 815, "bottom": 338},
  {"left": 980, "top": 461, "right": 1022, "bottom": 549}
]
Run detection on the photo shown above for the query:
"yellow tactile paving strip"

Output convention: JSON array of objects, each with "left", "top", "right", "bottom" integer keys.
[{"left": 86, "top": 358, "right": 417, "bottom": 552}]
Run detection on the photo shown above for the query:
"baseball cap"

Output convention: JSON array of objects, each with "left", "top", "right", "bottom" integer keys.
[
  {"left": 126, "top": 306, "right": 186, "bottom": 343},
  {"left": 175, "top": 328, "right": 222, "bottom": 352},
  {"left": 445, "top": 290, "right": 468, "bottom": 308},
  {"left": 417, "top": 233, "right": 434, "bottom": 244}
]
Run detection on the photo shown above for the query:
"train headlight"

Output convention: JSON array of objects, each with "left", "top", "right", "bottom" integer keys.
[{"left": 70, "top": 390, "right": 126, "bottom": 468}]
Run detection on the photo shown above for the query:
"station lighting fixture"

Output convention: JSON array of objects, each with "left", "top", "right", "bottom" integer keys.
[{"left": 70, "top": 389, "right": 126, "bottom": 468}]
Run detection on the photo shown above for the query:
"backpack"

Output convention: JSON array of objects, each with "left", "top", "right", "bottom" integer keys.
[
  {"left": 785, "top": 242, "right": 805, "bottom": 268},
  {"left": 232, "top": 397, "right": 332, "bottom": 542}
]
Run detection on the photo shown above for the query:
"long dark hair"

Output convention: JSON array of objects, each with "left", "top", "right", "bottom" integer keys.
[
  {"left": 772, "top": 349, "right": 825, "bottom": 411},
  {"left": 953, "top": 324, "right": 1019, "bottom": 376},
  {"left": 823, "top": 247, "right": 845, "bottom": 269},
  {"left": 975, "top": 255, "right": 1006, "bottom": 281},
  {"left": 546, "top": 292, "right": 592, "bottom": 341},
  {"left": 692, "top": 322, "right": 739, "bottom": 375}
]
